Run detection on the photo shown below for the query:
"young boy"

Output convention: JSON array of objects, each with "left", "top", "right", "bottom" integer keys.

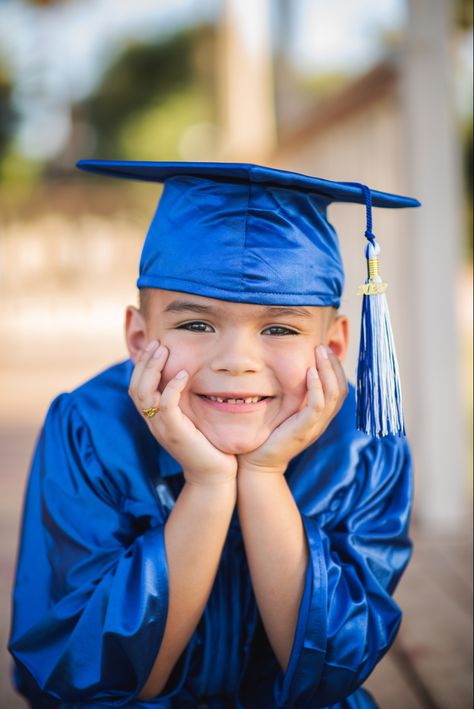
[{"left": 9, "top": 162, "right": 419, "bottom": 708}]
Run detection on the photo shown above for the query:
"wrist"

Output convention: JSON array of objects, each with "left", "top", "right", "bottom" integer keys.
[
  {"left": 238, "top": 461, "right": 287, "bottom": 478},
  {"left": 183, "top": 477, "right": 237, "bottom": 511},
  {"left": 184, "top": 474, "right": 237, "bottom": 490}
]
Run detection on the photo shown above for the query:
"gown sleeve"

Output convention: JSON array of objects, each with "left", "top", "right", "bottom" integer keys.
[
  {"left": 273, "top": 434, "right": 414, "bottom": 708},
  {"left": 8, "top": 393, "right": 193, "bottom": 705}
]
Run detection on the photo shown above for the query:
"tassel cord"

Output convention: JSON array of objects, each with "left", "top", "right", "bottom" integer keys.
[{"left": 344, "top": 181, "right": 405, "bottom": 437}]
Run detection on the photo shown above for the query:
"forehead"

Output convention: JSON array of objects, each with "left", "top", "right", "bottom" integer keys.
[{"left": 146, "top": 289, "right": 327, "bottom": 323}]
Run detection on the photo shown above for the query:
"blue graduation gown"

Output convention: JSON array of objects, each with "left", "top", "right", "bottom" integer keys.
[{"left": 8, "top": 359, "right": 413, "bottom": 708}]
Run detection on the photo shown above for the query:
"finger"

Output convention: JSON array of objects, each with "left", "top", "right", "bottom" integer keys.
[
  {"left": 129, "top": 339, "right": 159, "bottom": 395},
  {"left": 136, "top": 345, "right": 169, "bottom": 405},
  {"left": 327, "top": 349, "right": 349, "bottom": 405},
  {"left": 316, "top": 345, "right": 340, "bottom": 411},
  {"left": 276, "top": 367, "right": 324, "bottom": 438},
  {"left": 306, "top": 366, "right": 325, "bottom": 415},
  {"left": 158, "top": 370, "right": 189, "bottom": 422}
]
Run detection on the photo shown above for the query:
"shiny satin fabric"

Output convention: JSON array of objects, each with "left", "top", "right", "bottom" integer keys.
[
  {"left": 75, "top": 161, "right": 421, "bottom": 210},
  {"left": 75, "top": 161, "right": 420, "bottom": 309},
  {"left": 8, "top": 360, "right": 413, "bottom": 708},
  {"left": 137, "top": 175, "right": 343, "bottom": 307}
]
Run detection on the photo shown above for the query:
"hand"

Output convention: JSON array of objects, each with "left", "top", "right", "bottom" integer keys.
[
  {"left": 128, "top": 340, "right": 238, "bottom": 486},
  {"left": 237, "top": 345, "right": 348, "bottom": 476}
]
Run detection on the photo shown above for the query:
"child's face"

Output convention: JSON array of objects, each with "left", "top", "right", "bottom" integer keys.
[{"left": 126, "top": 289, "right": 347, "bottom": 455}]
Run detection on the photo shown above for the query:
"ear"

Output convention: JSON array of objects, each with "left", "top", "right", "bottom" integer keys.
[
  {"left": 124, "top": 305, "right": 148, "bottom": 364},
  {"left": 325, "top": 313, "right": 349, "bottom": 363}
]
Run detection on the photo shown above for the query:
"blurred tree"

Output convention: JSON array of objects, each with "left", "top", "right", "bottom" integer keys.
[
  {"left": 456, "top": 0, "right": 473, "bottom": 30},
  {"left": 0, "top": 66, "right": 15, "bottom": 162},
  {"left": 82, "top": 24, "right": 217, "bottom": 160},
  {"left": 462, "top": 116, "right": 473, "bottom": 257},
  {"left": 23, "top": 0, "right": 72, "bottom": 5},
  {"left": 454, "top": 0, "right": 473, "bottom": 257}
]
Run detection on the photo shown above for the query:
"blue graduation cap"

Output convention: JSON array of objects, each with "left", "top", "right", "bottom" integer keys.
[{"left": 76, "top": 160, "right": 420, "bottom": 438}]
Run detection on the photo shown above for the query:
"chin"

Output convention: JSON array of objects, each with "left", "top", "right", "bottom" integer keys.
[
  {"left": 213, "top": 440, "right": 260, "bottom": 455},
  {"left": 202, "top": 427, "right": 270, "bottom": 456}
]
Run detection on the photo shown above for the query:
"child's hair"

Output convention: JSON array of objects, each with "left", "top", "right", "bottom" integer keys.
[{"left": 139, "top": 288, "right": 151, "bottom": 318}]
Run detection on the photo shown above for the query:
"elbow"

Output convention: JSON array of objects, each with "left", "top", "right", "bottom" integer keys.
[
  {"left": 138, "top": 668, "right": 170, "bottom": 701},
  {"left": 137, "top": 688, "right": 164, "bottom": 702},
  {"left": 137, "top": 688, "right": 159, "bottom": 701},
  {"left": 137, "top": 682, "right": 167, "bottom": 702}
]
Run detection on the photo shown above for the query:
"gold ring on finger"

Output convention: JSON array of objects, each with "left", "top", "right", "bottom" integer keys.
[{"left": 142, "top": 406, "right": 160, "bottom": 418}]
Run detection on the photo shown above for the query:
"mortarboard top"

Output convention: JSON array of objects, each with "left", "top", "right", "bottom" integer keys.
[
  {"left": 76, "top": 160, "right": 420, "bottom": 437},
  {"left": 76, "top": 160, "right": 420, "bottom": 209},
  {"left": 75, "top": 160, "right": 419, "bottom": 307}
]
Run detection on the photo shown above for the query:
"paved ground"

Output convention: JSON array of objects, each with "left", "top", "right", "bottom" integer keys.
[{"left": 1, "top": 426, "right": 472, "bottom": 709}]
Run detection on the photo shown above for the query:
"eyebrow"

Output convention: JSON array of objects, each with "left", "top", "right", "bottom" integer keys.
[{"left": 163, "top": 299, "right": 313, "bottom": 318}]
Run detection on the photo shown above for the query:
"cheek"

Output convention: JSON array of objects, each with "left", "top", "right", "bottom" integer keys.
[
  {"left": 281, "top": 378, "right": 307, "bottom": 419},
  {"left": 275, "top": 351, "right": 314, "bottom": 402},
  {"left": 157, "top": 336, "right": 202, "bottom": 392}
]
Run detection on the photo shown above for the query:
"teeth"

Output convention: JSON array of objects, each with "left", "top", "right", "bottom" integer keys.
[{"left": 205, "top": 395, "right": 265, "bottom": 404}]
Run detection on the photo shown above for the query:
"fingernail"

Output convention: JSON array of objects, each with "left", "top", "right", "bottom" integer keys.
[
  {"left": 318, "top": 345, "right": 328, "bottom": 359},
  {"left": 309, "top": 366, "right": 319, "bottom": 379},
  {"left": 175, "top": 369, "right": 188, "bottom": 379},
  {"left": 153, "top": 345, "right": 165, "bottom": 358},
  {"left": 145, "top": 339, "right": 158, "bottom": 352}
]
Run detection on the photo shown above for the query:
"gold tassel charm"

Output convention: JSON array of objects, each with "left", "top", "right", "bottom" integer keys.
[
  {"left": 357, "top": 281, "right": 388, "bottom": 295},
  {"left": 357, "top": 252, "right": 388, "bottom": 295}
]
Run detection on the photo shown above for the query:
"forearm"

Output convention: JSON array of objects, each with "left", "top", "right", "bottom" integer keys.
[
  {"left": 139, "top": 478, "right": 237, "bottom": 699},
  {"left": 237, "top": 468, "right": 309, "bottom": 673}
]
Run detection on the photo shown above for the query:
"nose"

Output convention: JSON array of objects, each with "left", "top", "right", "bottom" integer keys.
[{"left": 209, "top": 331, "right": 263, "bottom": 375}]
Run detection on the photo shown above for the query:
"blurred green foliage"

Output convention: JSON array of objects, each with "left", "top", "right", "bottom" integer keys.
[
  {"left": 0, "top": 66, "right": 15, "bottom": 162},
  {"left": 456, "top": 0, "right": 473, "bottom": 257},
  {"left": 83, "top": 24, "right": 217, "bottom": 160},
  {"left": 117, "top": 88, "right": 213, "bottom": 161},
  {"left": 456, "top": 0, "right": 473, "bottom": 30},
  {"left": 462, "top": 116, "right": 473, "bottom": 258},
  {"left": 25, "top": 0, "right": 69, "bottom": 5},
  {"left": 298, "top": 71, "right": 351, "bottom": 98}
]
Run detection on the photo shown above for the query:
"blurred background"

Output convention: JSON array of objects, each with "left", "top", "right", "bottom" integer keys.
[{"left": 0, "top": 0, "right": 472, "bottom": 707}]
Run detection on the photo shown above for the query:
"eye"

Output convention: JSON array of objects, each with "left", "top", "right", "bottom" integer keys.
[
  {"left": 176, "top": 321, "right": 215, "bottom": 333},
  {"left": 262, "top": 325, "right": 299, "bottom": 336}
]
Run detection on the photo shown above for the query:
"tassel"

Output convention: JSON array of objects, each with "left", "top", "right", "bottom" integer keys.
[
  {"left": 351, "top": 184, "right": 405, "bottom": 437},
  {"left": 356, "top": 241, "right": 405, "bottom": 436}
]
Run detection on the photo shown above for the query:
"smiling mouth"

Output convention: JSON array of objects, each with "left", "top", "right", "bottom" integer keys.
[{"left": 197, "top": 394, "right": 272, "bottom": 404}]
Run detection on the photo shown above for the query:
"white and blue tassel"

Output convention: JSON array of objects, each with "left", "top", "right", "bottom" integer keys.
[{"left": 354, "top": 185, "right": 405, "bottom": 437}]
